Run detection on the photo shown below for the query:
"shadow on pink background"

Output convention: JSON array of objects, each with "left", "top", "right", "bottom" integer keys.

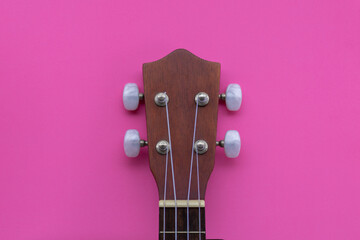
[{"left": 1, "top": 0, "right": 360, "bottom": 239}]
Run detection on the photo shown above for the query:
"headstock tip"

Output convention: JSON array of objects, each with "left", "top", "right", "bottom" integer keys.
[{"left": 143, "top": 49, "right": 221, "bottom": 70}]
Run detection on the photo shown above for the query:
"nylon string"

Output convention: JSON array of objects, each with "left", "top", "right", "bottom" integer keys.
[
  {"left": 164, "top": 93, "right": 178, "bottom": 240},
  {"left": 186, "top": 99, "right": 200, "bottom": 240},
  {"left": 196, "top": 151, "right": 201, "bottom": 240},
  {"left": 162, "top": 150, "right": 168, "bottom": 240}
]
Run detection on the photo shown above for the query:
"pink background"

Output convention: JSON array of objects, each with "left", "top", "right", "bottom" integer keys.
[{"left": 1, "top": 0, "right": 360, "bottom": 239}]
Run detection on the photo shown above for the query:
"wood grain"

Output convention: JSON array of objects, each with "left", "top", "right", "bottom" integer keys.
[{"left": 143, "top": 49, "right": 220, "bottom": 200}]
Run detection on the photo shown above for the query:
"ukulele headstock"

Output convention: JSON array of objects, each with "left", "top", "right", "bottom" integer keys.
[{"left": 123, "top": 49, "right": 242, "bottom": 200}]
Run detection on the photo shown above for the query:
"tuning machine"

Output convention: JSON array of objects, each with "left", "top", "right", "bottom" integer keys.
[
  {"left": 124, "top": 129, "right": 147, "bottom": 157},
  {"left": 123, "top": 83, "right": 144, "bottom": 111},
  {"left": 216, "top": 130, "right": 241, "bottom": 158},
  {"left": 219, "top": 83, "right": 242, "bottom": 111}
]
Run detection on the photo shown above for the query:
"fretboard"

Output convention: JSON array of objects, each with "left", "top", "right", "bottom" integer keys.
[{"left": 159, "top": 207, "right": 206, "bottom": 240}]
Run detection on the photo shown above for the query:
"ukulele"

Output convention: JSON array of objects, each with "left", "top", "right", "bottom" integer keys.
[{"left": 122, "top": 49, "right": 242, "bottom": 240}]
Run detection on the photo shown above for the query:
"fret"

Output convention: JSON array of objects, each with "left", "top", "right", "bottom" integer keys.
[
  {"left": 159, "top": 207, "right": 205, "bottom": 231},
  {"left": 160, "top": 231, "right": 206, "bottom": 234},
  {"left": 159, "top": 233, "right": 206, "bottom": 240},
  {"left": 159, "top": 207, "right": 206, "bottom": 240}
]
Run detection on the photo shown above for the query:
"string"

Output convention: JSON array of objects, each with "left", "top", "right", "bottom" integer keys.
[
  {"left": 163, "top": 150, "right": 168, "bottom": 240},
  {"left": 196, "top": 151, "right": 201, "bottom": 240},
  {"left": 164, "top": 92, "right": 178, "bottom": 240},
  {"left": 187, "top": 99, "right": 199, "bottom": 240}
]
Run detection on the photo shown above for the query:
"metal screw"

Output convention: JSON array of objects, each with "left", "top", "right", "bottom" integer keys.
[
  {"left": 154, "top": 93, "right": 169, "bottom": 107},
  {"left": 219, "top": 93, "right": 226, "bottom": 101},
  {"left": 195, "top": 92, "right": 209, "bottom": 106},
  {"left": 216, "top": 140, "right": 225, "bottom": 148},
  {"left": 194, "top": 140, "right": 208, "bottom": 154},
  {"left": 156, "top": 140, "right": 170, "bottom": 155},
  {"left": 140, "top": 140, "right": 148, "bottom": 147}
]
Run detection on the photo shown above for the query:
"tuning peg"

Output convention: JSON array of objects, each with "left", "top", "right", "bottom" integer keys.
[
  {"left": 219, "top": 84, "right": 242, "bottom": 111},
  {"left": 123, "top": 83, "right": 144, "bottom": 111},
  {"left": 124, "top": 129, "right": 147, "bottom": 157},
  {"left": 216, "top": 130, "right": 241, "bottom": 158}
]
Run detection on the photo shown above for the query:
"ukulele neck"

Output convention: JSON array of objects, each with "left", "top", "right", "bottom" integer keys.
[{"left": 159, "top": 200, "right": 206, "bottom": 240}]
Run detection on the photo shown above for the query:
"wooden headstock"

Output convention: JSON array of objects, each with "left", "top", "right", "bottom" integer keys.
[{"left": 143, "top": 49, "right": 220, "bottom": 200}]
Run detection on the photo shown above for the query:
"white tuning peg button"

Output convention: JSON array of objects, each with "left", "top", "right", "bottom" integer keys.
[
  {"left": 123, "top": 83, "right": 144, "bottom": 111},
  {"left": 220, "top": 83, "right": 242, "bottom": 111},
  {"left": 217, "top": 130, "right": 241, "bottom": 158},
  {"left": 124, "top": 129, "right": 147, "bottom": 157}
]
